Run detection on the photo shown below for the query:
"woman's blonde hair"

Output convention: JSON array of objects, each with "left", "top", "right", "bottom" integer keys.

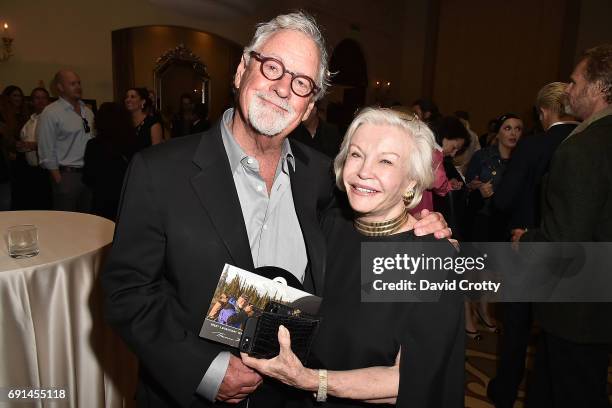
[{"left": 333, "top": 107, "right": 435, "bottom": 209}]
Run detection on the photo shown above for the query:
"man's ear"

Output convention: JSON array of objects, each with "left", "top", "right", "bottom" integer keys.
[
  {"left": 301, "top": 99, "right": 316, "bottom": 122},
  {"left": 233, "top": 54, "right": 248, "bottom": 90},
  {"left": 538, "top": 107, "right": 545, "bottom": 119},
  {"left": 589, "top": 79, "right": 607, "bottom": 101}
]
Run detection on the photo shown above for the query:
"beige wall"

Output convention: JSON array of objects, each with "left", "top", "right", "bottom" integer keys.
[
  {"left": 432, "top": 0, "right": 569, "bottom": 134},
  {"left": 575, "top": 0, "right": 612, "bottom": 59},
  {"left": 1, "top": 0, "right": 253, "bottom": 103},
  {"left": 398, "top": 0, "right": 430, "bottom": 107},
  {"left": 1, "top": 0, "right": 609, "bottom": 117},
  {"left": 1, "top": 0, "right": 410, "bottom": 108}
]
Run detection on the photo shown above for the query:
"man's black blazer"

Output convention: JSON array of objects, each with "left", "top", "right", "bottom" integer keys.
[
  {"left": 101, "top": 122, "right": 334, "bottom": 407},
  {"left": 526, "top": 114, "right": 612, "bottom": 344},
  {"left": 494, "top": 123, "right": 577, "bottom": 229}
]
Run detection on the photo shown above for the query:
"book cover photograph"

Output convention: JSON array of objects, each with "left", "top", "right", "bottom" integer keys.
[{"left": 199, "top": 264, "right": 321, "bottom": 348}]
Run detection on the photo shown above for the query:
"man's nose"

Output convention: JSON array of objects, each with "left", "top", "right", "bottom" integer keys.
[{"left": 270, "top": 73, "right": 292, "bottom": 98}]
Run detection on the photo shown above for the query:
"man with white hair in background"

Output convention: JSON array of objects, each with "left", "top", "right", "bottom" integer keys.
[{"left": 102, "top": 11, "right": 449, "bottom": 408}]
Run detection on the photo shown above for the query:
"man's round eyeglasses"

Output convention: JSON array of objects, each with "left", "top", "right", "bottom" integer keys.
[{"left": 249, "top": 51, "right": 320, "bottom": 98}]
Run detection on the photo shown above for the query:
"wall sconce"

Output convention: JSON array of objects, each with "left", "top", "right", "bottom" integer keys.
[
  {"left": 373, "top": 80, "right": 391, "bottom": 88},
  {"left": 1, "top": 23, "right": 14, "bottom": 62}
]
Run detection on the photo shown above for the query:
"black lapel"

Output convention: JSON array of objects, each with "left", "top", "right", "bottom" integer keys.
[
  {"left": 190, "top": 124, "right": 254, "bottom": 271},
  {"left": 289, "top": 140, "right": 326, "bottom": 295}
]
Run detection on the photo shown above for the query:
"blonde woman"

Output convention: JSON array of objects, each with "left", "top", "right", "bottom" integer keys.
[{"left": 242, "top": 108, "right": 464, "bottom": 407}]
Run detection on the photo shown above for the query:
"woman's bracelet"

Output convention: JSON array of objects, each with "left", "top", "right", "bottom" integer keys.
[{"left": 315, "top": 369, "right": 328, "bottom": 402}]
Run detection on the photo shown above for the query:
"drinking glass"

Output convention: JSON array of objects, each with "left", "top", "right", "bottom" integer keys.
[{"left": 7, "top": 224, "right": 39, "bottom": 258}]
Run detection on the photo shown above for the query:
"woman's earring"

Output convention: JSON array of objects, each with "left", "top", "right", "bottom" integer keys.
[{"left": 402, "top": 189, "right": 415, "bottom": 207}]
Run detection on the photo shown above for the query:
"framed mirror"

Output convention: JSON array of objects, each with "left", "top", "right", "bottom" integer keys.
[{"left": 153, "top": 44, "right": 210, "bottom": 123}]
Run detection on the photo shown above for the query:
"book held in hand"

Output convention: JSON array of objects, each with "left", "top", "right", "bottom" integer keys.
[{"left": 199, "top": 264, "right": 321, "bottom": 351}]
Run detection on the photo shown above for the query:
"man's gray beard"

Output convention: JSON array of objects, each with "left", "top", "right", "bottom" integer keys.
[{"left": 248, "top": 92, "right": 296, "bottom": 136}]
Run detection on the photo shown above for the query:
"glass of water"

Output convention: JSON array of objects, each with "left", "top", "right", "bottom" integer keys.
[{"left": 8, "top": 225, "right": 39, "bottom": 258}]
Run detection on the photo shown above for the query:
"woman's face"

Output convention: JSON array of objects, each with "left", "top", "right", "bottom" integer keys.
[
  {"left": 441, "top": 138, "right": 465, "bottom": 157},
  {"left": 497, "top": 118, "right": 523, "bottom": 149},
  {"left": 31, "top": 90, "right": 50, "bottom": 114},
  {"left": 9, "top": 89, "right": 24, "bottom": 108},
  {"left": 342, "top": 123, "right": 415, "bottom": 222},
  {"left": 124, "top": 90, "right": 144, "bottom": 112}
]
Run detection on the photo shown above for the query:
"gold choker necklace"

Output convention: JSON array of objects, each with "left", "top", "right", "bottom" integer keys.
[{"left": 354, "top": 208, "right": 409, "bottom": 237}]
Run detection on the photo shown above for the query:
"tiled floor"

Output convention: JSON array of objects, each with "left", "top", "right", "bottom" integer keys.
[{"left": 465, "top": 329, "right": 612, "bottom": 407}]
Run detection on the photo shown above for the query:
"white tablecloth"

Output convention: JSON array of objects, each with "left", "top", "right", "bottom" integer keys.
[{"left": 0, "top": 211, "right": 137, "bottom": 407}]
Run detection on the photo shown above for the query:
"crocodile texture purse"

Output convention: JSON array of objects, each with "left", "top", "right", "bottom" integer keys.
[{"left": 239, "top": 301, "right": 320, "bottom": 364}]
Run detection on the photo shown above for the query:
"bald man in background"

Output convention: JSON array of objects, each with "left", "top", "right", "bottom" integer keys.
[{"left": 37, "top": 69, "right": 94, "bottom": 212}]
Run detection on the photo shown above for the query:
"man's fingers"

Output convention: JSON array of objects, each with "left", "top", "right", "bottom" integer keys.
[
  {"left": 414, "top": 211, "right": 449, "bottom": 238},
  {"left": 414, "top": 210, "right": 439, "bottom": 228},
  {"left": 242, "top": 369, "right": 263, "bottom": 385},
  {"left": 238, "top": 383, "right": 261, "bottom": 395},
  {"left": 219, "top": 355, "right": 263, "bottom": 403},
  {"left": 419, "top": 208, "right": 431, "bottom": 220},
  {"left": 220, "top": 382, "right": 261, "bottom": 400},
  {"left": 217, "top": 371, "right": 262, "bottom": 399},
  {"left": 237, "top": 363, "right": 265, "bottom": 384},
  {"left": 219, "top": 394, "right": 248, "bottom": 403},
  {"left": 434, "top": 227, "right": 452, "bottom": 239},
  {"left": 224, "top": 398, "right": 245, "bottom": 404},
  {"left": 240, "top": 352, "right": 260, "bottom": 369}
]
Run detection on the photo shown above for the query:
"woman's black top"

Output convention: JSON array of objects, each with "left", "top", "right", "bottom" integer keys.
[
  {"left": 310, "top": 209, "right": 465, "bottom": 407},
  {"left": 134, "top": 115, "right": 160, "bottom": 152},
  {"left": 465, "top": 145, "right": 512, "bottom": 240}
]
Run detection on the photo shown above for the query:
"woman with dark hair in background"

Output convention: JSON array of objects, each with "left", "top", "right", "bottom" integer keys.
[
  {"left": 412, "top": 98, "right": 441, "bottom": 128},
  {"left": 0, "top": 86, "right": 29, "bottom": 140},
  {"left": 83, "top": 102, "right": 136, "bottom": 220},
  {"left": 431, "top": 116, "right": 472, "bottom": 234},
  {"left": 407, "top": 115, "right": 469, "bottom": 216},
  {"left": 464, "top": 113, "right": 523, "bottom": 338},
  {"left": 0, "top": 85, "right": 30, "bottom": 209},
  {"left": 124, "top": 87, "right": 163, "bottom": 151},
  {"left": 466, "top": 113, "right": 523, "bottom": 241}
]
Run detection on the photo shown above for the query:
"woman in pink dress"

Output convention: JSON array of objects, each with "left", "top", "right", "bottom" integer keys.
[{"left": 409, "top": 116, "right": 470, "bottom": 216}]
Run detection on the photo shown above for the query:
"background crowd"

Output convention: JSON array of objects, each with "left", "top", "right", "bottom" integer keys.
[{"left": 0, "top": 77, "right": 211, "bottom": 219}]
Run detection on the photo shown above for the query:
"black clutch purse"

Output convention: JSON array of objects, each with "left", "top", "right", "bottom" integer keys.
[{"left": 239, "top": 301, "right": 320, "bottom": 364}]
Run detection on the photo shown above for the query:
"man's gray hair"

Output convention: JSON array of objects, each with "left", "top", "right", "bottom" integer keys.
[
  {"left": 244, "top": 11, "right": 330, "bottom": 100},
  {"left": 581, "top": 44, "right": 612, "bottom": 104},
  {"left": 333, "top": 108, "right": 436, "bottom": 210}
]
